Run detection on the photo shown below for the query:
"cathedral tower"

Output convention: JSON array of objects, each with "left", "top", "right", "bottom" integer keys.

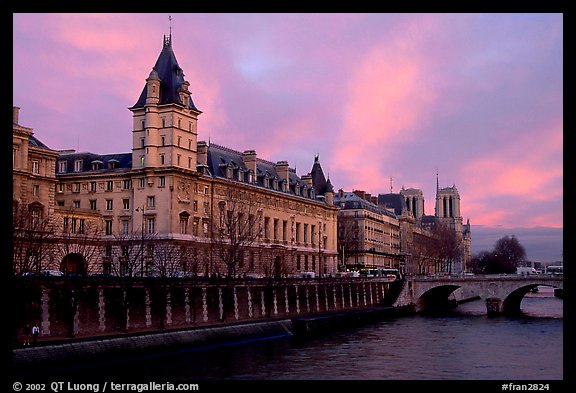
[
  {"left": 400, "top": 187, "right": 425, "bottom": 220},
  {"left": 435, "top": 184, "right": 463, "bottom": 232}
]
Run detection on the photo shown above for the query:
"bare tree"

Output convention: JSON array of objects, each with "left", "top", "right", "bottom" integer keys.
[
  {"left": 433, "top": 222, "right": 463, "bottom": 274},
  {"left": 209, "top": 189, "right": 263, "bottom": 279},
  {"left": 205, "top": 189, "right": 264, "bottom": 321},
  {"left": 12, "top": 202, "right": 55, "bottom": 276},
  {"left": 55, "top": 212, "right": 103, "bottom": 275},
  {"left": 104, "top": 229, "right": 158, "bottom": 277},
  {"left": 151, "top": 241, "right": 183, "bottom": 278},
  {"left": 337, "top": 215, "right": 360, "bottom": 271},
  {"left": 411, "top": 231, "right": 439, "bottom": 275}
]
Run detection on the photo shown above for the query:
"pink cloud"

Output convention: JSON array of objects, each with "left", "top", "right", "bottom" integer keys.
[
  {"left": 329, "top": 27, "right": 439, "bottom": 192},
  {"left": 459, "top": 123, "right": 562, "bottom": 227}
]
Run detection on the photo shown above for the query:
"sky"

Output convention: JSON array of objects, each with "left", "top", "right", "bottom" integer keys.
[{"left": 12, "top": 13, "right": 563, "bottom": 262}]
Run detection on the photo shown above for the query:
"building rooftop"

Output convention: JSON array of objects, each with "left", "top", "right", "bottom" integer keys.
[
  {"left": 205, "top": 143, "right": 315, "bottom": 200},
  {"left": 377, "top": 193, "right": 407, "bottom": 216},
  {"left": 55, "top": 152, "right": 132, "bottom": 175},
  {"left": 335, "top": 191, "right": 397, "bottom": 218}
]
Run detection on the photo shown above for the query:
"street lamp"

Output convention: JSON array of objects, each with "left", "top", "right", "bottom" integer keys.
[{"left": 135, "top": 206, "right": 145, "bottom": 277}]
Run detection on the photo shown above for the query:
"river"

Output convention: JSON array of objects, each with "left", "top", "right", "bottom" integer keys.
[{"left": 13, "top": 286, "right": 563, "bottom": 382}]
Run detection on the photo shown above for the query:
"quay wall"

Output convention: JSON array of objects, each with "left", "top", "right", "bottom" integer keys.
[{"left": 13, "top": 277, "right": 399, "bottom": 345}]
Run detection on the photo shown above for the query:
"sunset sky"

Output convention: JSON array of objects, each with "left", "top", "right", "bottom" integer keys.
[{"left": 12, "top": 13, "right": 563, "bottom": 261}]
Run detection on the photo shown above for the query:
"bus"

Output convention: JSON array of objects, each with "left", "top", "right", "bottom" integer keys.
[{"left": 359, "top": 268, "right": 399, "bottom": 279}]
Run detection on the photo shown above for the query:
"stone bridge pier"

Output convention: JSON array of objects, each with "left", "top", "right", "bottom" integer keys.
[{"left": 394, "top": 275, "right": 563, "bottom": 316}]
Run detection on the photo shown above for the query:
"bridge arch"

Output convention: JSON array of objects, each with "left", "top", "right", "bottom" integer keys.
[
  {"left": 502, "top": 284, "right": 561, "bottom": 315},
  {"left": 398, "top": 276, "right": 563, "bottom": 316},
  {"left": 418, "top": 285, "right": 461, "bottom": 313}
]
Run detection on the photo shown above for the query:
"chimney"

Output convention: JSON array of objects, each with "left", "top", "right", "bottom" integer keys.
[
  {"left": 13, "top": 106, "right": 20, "bottom": 124},
  {"left": 365, "top": 192, "right": 372, "bottom": 202},
  {"left": 338, "top": 188, "right": 344, "bottom": 199},
  {"left": 371, "top": 196, "right": 378, "bottom": 205},
  {"left": 353, "top": 190, "right": 365, "bottom": 200},
  {"left": 275, "top": 160, "right": 290, "bottom": 185},
  {"left": 242, "top": 150, "right": 257, "bottom": 177},
  {"left": 197, "top": 141, "right": 208, "bottom": 166},
  {"left": 301, "top": 174, "right": 313, "bottom": 188}
]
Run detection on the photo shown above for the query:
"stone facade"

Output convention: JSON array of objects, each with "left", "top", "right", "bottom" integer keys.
[
  {"left": 334, "top": 190, "right": 402, "bottom": 271},
  {"left": 12, "top": 35, "right": 339, "bottom": 278}
]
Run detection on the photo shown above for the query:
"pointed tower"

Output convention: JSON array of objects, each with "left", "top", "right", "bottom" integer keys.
[
  {"left": 310, "top": 155, "right": 328, "bottom": 195},
  {"left": 130, "top": 34, "right": 202, "bottom": 171}
]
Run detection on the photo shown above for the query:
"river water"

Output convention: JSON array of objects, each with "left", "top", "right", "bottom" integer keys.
[{"left": 14, "top": 286, "right": 563, "bottom": 382}]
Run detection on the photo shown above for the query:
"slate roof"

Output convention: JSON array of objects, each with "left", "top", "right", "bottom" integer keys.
[
  {"left": 421, "top": 215, "right": 439, "bottom": 225},
  {"left": 56, "top": 152, "right": 132, "bottom": 175},
  {"left": 131, "top": 35, "right": 200, "bottom": 112},
  {"left": 28, "top": 135, "right": 50, "bottom": 149},
  {"left": 310, "top": 155, "right": 334, "bottom": 195},
  {"left": 205, "top": 143, "right": 314, "bottom": 200},
  {"left": 377, "top": 193, "right": 407, "bottom": 216},
  {"left": 335, "top": 192, "right": 397, "bottom": 219}
]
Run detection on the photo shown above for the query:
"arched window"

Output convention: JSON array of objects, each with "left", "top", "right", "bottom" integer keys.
[{"left": 179, "top": 211, "right": 190, "bottom": 234}]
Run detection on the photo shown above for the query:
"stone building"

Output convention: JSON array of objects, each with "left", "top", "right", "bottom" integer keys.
[
  {"left": 13, "top": 34, "right": 339, "bottom": 278},
  {"left": 334, "top": 190, "right": 402, "bottom": 272},
  {"left": 379, "top": 182, "right": 472, "bottom": 275}
]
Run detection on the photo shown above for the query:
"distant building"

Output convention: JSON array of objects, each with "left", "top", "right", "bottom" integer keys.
[
  {"left": 378, "top": 182, "right": 472, "bottom": 274},
  {"left": 334, "top": 190, "right": 402, "bottom": 271}
]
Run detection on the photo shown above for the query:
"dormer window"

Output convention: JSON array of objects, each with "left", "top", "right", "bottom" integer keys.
[
  {"left": 91, "top": 160, "right": 103, "bottom": 170},
  {"left": 74, "top": 159, "right": 83, "bottom": 172},
  {"left": 295, "top": 185, "right": 300, "bottom": 196},
  {"left": 58, "top": 161, "right": 67, "bottom": 173}
]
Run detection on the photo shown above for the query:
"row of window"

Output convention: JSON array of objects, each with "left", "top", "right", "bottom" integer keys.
[
  {"left": 262, "top": 219, "right": 328, "bottom": 247},
  {"left": 56, "top": 177, "right": 174, "bottom": 194},
  {"left": 219, "top": 165, "right": 313, "bottom": 198},
  {"left": 295, "top": 254, "right": 322, "bottom": 272},
  {"left": 57, "top": 159, "right": 120, "bottom": 173},
  {"left": 61, "top": 196, "right": 156, "bottom": 211},
  {"left": 140, "top": 117, "right": 194, "bottom": 132},
  {"left": 138, "top": 153, "right": 195, "bottom": 169},
  {"left": 63, "top": 217, "right": 86, "bottom": 234},
  {"left": 57, "top": 179, "right": 134, "bottom": 194},
  {"left": 104, "top": 216, "right": 156, "bottom": 236},
  {"left": 140, "top": 135, "right": 194, "bottom": 149}
]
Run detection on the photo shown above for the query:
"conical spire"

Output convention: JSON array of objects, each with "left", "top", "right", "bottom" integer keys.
[{"left": 131, "top": 35, "right": 201, "bottom": 113}]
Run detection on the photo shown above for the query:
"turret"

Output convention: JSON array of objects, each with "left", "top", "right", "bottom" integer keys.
[{"left": 146, "top": 67, "right": 161, "bottom": 105}]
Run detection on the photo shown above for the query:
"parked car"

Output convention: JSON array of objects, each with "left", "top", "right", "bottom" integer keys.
[{"left": 42, "top": 270, "right": 64, "bottom": 276}]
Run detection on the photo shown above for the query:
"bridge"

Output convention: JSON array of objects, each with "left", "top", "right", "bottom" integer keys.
[{"left": 393, "top": 274, "right": 563, "bottom": 315}]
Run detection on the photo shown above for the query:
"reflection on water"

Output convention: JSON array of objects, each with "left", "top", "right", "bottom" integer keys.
[{"left": 13, "top": 286, "right": 563, "bottom": 381}]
